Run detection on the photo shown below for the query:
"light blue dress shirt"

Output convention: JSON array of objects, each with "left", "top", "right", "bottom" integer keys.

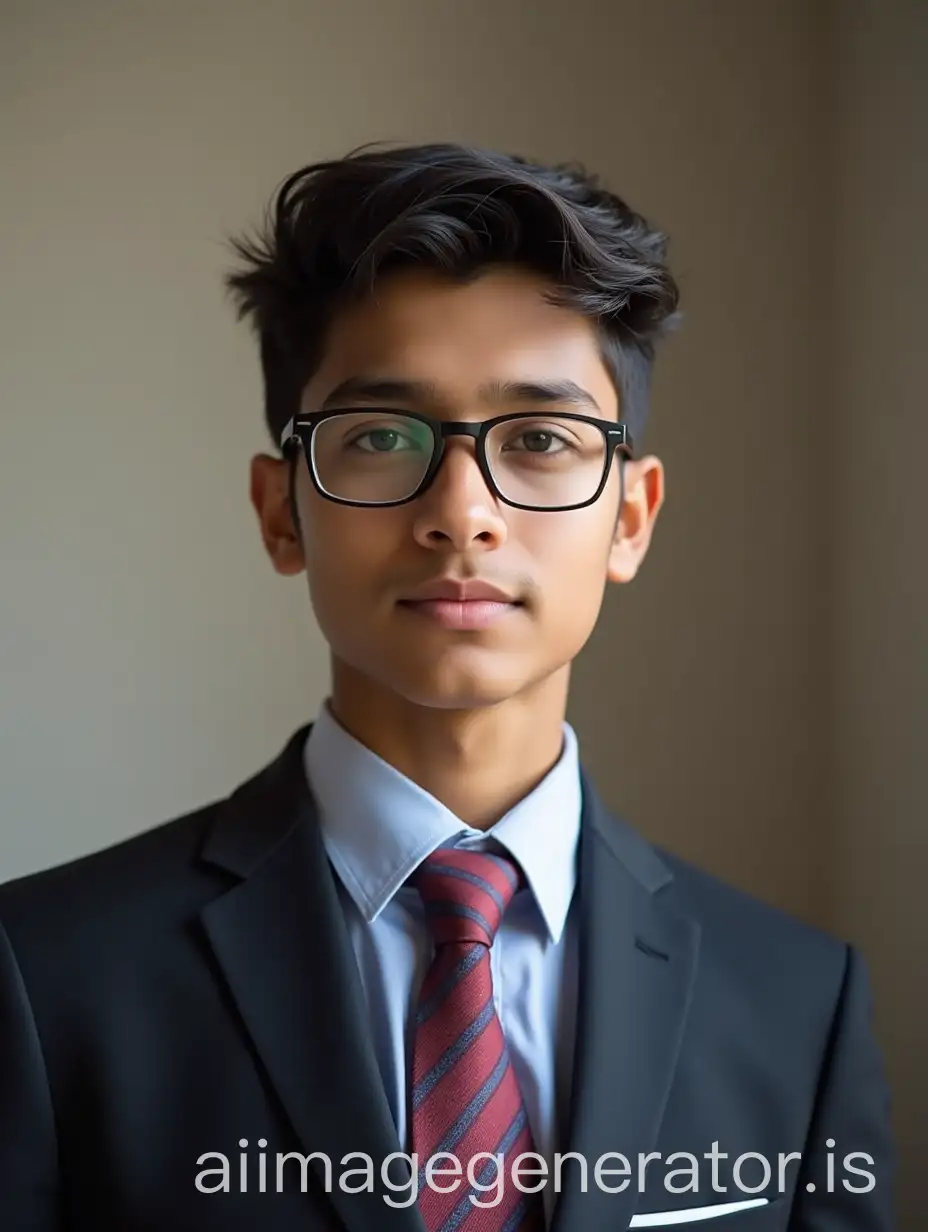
[{"left": 304, "top": 702, "right": 581, "bottom": 1223}]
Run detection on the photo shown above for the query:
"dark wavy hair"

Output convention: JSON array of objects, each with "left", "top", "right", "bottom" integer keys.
[{"left": 225, "top": 142, "right": 681, "bottom": 449}]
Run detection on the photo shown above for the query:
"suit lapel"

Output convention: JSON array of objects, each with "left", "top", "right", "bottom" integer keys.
[
  {"left": 195, "top": 731, "right": 698, "bottom": 1232},
  {"left": 198, "top": 727, "right": 425, "bottom": 1232},
  {"left": 551, "top": 779, "right": 701, "bottom": 1232}
]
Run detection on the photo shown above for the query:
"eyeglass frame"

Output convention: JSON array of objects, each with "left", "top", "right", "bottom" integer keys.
[{"left": 279, "top": 408, "right": 634, "bottom": 513}]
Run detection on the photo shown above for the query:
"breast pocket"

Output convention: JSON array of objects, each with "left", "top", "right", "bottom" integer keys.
[{"left": 629, "top": 1195, "right": 786, "bottom": 1227}]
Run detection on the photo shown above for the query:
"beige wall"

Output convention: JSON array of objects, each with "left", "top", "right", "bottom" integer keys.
[
  {"left": 828, "top": 0, "right": 927, "bottom": 1222},
  {"left": 2, "top": 0, "right": 830, "bottom": 905},
  {"left": 1, "top": 0, "right": 922, "bottom": 1220}
]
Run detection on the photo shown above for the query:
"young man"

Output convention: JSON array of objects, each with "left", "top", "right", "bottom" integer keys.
[{"left": 0, "top": 144, "right": 894, "bottom": 1230}]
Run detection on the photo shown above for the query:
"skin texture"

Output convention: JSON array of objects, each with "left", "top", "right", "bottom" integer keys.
[{"left": 250, "top": 265, "right": 665, "bottom": 828}]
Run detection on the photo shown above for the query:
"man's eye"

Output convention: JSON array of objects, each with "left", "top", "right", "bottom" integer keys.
[
  {"left": 502, "top": 427, "right": 573, "bottom": 454},
  {"left": 518, "top": 430, "right": 565, "bottom": 452},
  {"left": 349, "top": 427, "right": 422, "bottom": 452}
]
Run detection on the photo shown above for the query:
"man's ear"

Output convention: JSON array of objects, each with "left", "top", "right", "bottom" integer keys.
[
  {"left": 249, "top": 453, "right": 305, "bottom": 575},
  {"left": 607, "top": 455, "right": 665, "bottom": 584}
]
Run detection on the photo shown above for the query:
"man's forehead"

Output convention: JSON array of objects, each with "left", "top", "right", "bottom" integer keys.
[
  {"left": 304, "top": 268, "right": 614, "bottom": 411},
  {"left": 323, "top": 264, "right": 598, "bottom": 346}
]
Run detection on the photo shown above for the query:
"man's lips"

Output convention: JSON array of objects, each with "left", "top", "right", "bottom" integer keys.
[
  {"left": 398, "top": 578, "right": 519, "bottom": 605},
  {"left": 397, "top": 595, "right": 523, "bottom": 631}
]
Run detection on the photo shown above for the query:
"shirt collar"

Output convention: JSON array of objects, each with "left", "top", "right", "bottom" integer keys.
[{"left": 303, "top": 701, "right": 580, "bottom": 944}]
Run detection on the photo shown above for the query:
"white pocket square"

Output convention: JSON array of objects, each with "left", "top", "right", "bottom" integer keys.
[{"left": 630, "top": 1197, "right": 769, "bottom": 1225}]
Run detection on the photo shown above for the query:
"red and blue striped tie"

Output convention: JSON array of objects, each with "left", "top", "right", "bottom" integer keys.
[{"left": 408, "top": 846, "right": 546, "bottom": 1231}]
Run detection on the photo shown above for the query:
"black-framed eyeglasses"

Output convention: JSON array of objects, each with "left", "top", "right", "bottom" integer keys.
[{"left": 280, "top": 409, "right": 633, "bottom": 512}]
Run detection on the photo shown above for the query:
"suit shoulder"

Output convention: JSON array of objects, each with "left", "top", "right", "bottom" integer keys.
[
  {"left": 0, "top": 727, "right": 309, "bottom": 954},
  {"left": 0, "top": 797, "right": 226, "bottom": 939},
  {"left": 657, "top": 845, "right": 849, "bottom": 976}
]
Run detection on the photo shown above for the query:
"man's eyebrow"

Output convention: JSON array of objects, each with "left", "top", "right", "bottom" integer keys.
[
  {"left": 319, "top": 376, "right": 601, "bottom": 414},
  {"left": 320, "top": 377, "right": 443, "bottom": 410},
  {"left": 480, "top": 379, "right": 601, "bottom": 413}
]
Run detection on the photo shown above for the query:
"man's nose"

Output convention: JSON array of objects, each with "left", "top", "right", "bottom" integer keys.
[{"left": 410, "top": 439, "right": 508, "bottom": 553}]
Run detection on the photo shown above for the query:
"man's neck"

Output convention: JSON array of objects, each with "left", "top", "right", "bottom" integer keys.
[{"left": 326, "top": 661, "right": 571, "bottom": 830}]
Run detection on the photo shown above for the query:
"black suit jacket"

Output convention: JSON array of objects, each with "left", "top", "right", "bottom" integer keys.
[{"left": 0, "top": 726, "right": 895, "bottom": 1230}]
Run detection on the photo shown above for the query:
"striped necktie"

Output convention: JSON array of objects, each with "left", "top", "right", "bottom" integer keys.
[{"left": 408, "top": 846, "right": 546, "bottom": 1231}]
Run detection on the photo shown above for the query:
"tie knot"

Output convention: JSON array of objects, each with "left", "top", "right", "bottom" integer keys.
[{"left": 410, "top": 847, "right": 522, "bottom": 948}]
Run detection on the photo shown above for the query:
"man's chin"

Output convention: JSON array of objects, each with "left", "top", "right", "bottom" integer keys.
[{"left": 386, "top": 656, "right": 533, "bottom": 712}]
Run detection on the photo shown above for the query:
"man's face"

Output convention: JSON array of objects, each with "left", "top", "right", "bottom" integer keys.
[{"left": 252, "top": 265, "right": 664, "bottom": 710}]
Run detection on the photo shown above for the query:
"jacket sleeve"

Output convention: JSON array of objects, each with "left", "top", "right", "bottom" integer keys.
[
  {"left": 791, "top": 944, "right": 896, "bottom": 1230},
  {"left": 0, "top": 916, "right": 62, "bottom": 1230}
]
